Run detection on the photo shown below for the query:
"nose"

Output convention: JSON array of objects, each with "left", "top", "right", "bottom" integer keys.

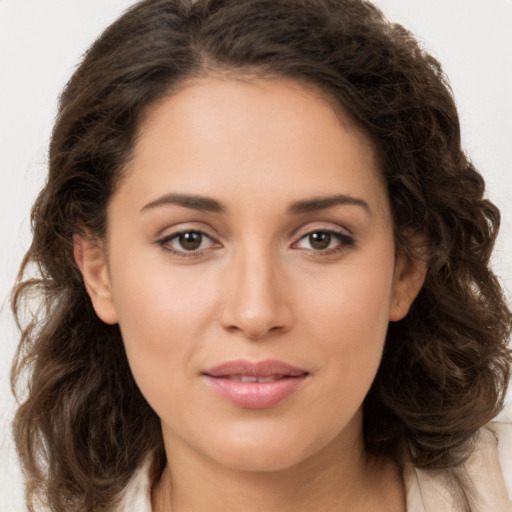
[{"left": 219, "top": 246, "right": 293, "bottom": 340}]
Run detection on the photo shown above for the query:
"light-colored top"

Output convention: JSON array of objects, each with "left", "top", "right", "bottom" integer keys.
[{"left": 116, "top": 422, "right": 512, "bottom": 511}]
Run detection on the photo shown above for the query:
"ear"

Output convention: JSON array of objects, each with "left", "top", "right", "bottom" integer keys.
[
  {"left": 73, "top": 234, "right": 118, "bottom": 325},
  {"left": 389, "top": 243, "right": 427, "bottom": 322}
]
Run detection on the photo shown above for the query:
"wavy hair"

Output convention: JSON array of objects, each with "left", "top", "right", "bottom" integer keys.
[{"left": 11, "top": 0, "right": 512, "bottom": 510}]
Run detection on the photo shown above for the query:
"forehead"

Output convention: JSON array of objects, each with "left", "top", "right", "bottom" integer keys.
[{"left": 115, "top": 76, "right": 389, "bottom": 218}]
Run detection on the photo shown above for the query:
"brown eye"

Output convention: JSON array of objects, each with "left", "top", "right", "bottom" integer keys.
[
  {"left": 293, "top": 229, "right": 355, "bottom": 254},
  {"left": 178, "top": 231, "right": 203, "bottom": 251},
  {"left": 158, "top": 230, "right": 218, "bottom": 256},
  {"left": 308, "top": 232, "right": 331, "bottom": 250}
]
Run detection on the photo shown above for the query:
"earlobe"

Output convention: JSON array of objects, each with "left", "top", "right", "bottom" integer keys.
[
  {"left": 389, "top": 246, "right": 427, "bottom": 322},
  {"left": 73, "top": 235, "right": 118, "bottom": 325}
]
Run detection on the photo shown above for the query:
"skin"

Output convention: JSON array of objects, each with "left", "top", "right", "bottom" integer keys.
[{"left": 75, "top": 77, "right": 426, "bottom": 511}]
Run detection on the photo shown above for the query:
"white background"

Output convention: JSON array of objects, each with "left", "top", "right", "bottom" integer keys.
[{"left": 1, "top": 1, "right": 511, "bottom": 510}]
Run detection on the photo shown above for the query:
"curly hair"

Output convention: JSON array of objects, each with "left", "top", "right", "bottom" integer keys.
[{"left": 11, "top": 0, "right": 512, "bottom": 511}]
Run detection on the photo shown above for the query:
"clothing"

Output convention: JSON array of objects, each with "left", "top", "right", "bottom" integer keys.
[
  {"left": 403, "top": 422, "right": 512, "bottom": 511},
  {"left": 115, "top": 422, "right": 512, "bottom": 511}
]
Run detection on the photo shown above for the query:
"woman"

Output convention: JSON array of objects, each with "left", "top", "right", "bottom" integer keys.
[{"left": 10, "top": 0, "right": 512, "bottom": 511}]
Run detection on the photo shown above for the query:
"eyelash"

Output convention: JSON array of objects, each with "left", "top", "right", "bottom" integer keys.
[
  {"left": 156, "top": 230, "right": 218, "bottom": 258},
  {"left": 292, "top": 230, "right": 355, "bottom": 257},
  {"left": 156, "top": 229, "right": 355, "bottom": 258}
]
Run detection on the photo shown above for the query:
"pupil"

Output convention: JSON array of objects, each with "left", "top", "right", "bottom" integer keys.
[
  {"left": 179, "top": 232, "right": 202, "bottom": 250},
  {"left": 309, "top": 232, "right": 331, "bottom": 250}
]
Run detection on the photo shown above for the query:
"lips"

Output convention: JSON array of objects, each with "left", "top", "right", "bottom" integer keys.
[
  {"left": 202, "top": 359, "right": 309, "bottom": 409},
  {"left": 222, "top": 375, "right": 286, "bottom": 382}
]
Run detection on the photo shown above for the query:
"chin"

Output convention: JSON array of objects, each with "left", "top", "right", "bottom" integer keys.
[
  {"left": 214, "top": 445, "right": 309, "bottom": 473},
  {"left": 201, "top": 424, "right": 329, "bottom": 473}
]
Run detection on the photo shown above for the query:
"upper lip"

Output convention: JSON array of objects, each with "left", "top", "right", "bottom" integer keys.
[{"left": 203, "top": 359, "right": 308, "bottom": 378}]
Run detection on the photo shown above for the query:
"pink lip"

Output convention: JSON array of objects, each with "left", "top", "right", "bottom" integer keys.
[{"left": 202, "top": 359, "right": 309, "bottom": 409}]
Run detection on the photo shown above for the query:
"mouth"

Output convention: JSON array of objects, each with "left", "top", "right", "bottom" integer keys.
[
  {"left": 220, "top": 375, "right": 295, "bottom": 382},
  {"left": 203, "top": 359, "right": 308, "bottom": 378},
  {"left": 202, "top": 359, "right": 309, "bottom": 409}
]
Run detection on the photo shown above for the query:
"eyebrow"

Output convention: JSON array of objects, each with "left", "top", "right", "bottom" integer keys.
[
  {"left": 141, "top": 193, "right": 225, "bottom": 213},
  {"left": 140, "top": 192, "right": 370, "bottom": 215},
  {"left": 286, "top": 194, "right": 371, "bottom": 215}
]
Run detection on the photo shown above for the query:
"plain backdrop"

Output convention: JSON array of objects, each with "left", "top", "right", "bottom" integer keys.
[{"left": 1, "top": 1, "right": 511, "bottom": 510}]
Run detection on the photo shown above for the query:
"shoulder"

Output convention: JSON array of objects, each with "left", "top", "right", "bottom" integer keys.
[
  {"left": 487, "top": 419, "right": 512, "bottom": 500},
  {"left": 405, "top": 420, "right": 512, "bottom": 512},
  {"left": 113, "top": 454, "right": 153, "bottom": 512},
  {"left": 461, "top": 421, "right": 512, "bottom": 511}
]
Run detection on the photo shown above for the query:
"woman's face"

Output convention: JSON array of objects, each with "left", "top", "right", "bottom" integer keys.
[{"left": 78, "top": 77, "right": 424, "bottom": 472}]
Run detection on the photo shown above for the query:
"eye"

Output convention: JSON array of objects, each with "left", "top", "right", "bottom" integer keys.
[
  {"left": 157, "top": 230, "right": 218, "bottom": 256},
  {"left": 293, "top": 230, "right": 354, "bottom": 253}
]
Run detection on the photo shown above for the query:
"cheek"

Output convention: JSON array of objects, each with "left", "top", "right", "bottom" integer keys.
[
  {"left": 107, "top": 253, "right": 219, "bottom": 406},
  {"left": 300, "top": 252, "right": 394, "bottom": 345},
  {"left": 297, "top": 250, "right": 395, "bottom": 399}
]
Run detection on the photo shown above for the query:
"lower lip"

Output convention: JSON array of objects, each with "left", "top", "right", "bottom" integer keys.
[{"left": 204, "top": 375, "right": 308, "bottom": 409}]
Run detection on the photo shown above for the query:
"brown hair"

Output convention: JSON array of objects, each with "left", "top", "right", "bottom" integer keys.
[{"left": 11, "top": 0, "right": 512, "bottom": 511}]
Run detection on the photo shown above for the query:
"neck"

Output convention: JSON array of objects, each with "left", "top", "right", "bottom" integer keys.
[{"left": 152, "top": 415, "right": 405, "bottom": 512}]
